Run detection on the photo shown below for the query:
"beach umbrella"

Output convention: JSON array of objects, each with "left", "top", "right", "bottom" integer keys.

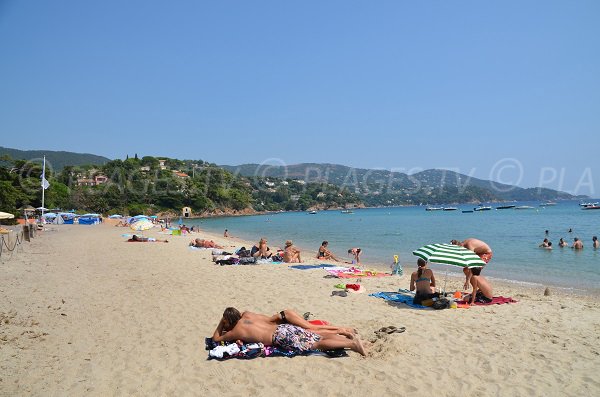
[
  {"left": 0, "top": 212, "right": 15, "bottom": 219},
  {"left": 109, "top": 214, "right": 123, "bottom": 219},
  {"left": 413, "top": 243, "right": 486, "bottom": 294},
  {"left": 413, "top": 243, "right": 486, "bottom": 268},
  {"left": 130, "top": 219, "right": 153, "bottom": 231}
]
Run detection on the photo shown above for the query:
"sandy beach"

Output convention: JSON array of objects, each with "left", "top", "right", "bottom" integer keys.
[{"left": 1, "top": 224, "right": 599, "bottom": 396}]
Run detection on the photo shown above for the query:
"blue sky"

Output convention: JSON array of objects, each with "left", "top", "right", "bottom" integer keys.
[{"left": 1, "top": 1, "right": 598, "bottom": 195}]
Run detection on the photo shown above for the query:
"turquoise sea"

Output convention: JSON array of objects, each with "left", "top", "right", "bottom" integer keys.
[{"left": 185, "top": 201, "right": 600, "bottom": 293}]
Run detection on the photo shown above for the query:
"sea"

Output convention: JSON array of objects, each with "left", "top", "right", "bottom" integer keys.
[{"left": 183, "top": 200, "right": 600, "bottom": 293}]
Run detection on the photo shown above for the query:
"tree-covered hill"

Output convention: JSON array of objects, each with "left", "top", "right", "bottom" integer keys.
[{"left": 0, "top": 146, "right": 110, "bottom": 171}]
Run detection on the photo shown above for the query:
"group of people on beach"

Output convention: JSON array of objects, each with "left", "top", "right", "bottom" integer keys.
[
  {"left": 212, "top": 236, "right": 494, "bottom": 357},
  {"left": 409, "top": 238, "right": 494, "bottom": 306}
]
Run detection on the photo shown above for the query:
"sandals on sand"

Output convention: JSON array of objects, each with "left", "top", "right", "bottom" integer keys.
[{"left": 375, "top": 326, "right": 406, "bottom": 335}]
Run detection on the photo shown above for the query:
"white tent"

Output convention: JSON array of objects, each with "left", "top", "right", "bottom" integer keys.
[{"left": 52, "top": 216, "right": 65, "bottom": 225}]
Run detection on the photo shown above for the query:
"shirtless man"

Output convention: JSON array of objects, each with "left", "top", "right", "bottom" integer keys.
[
  {"left": 317, "top": 241, "right": 340, "bottom": 262},
  {"left": 212, "top": 308, "right": 366, "bottom": 356},
  {"left": 451, "top": 238, "right": 493, "bottom": 289},
  {"left": 464, "top": 267, "right": 493, "bottom": 304},
  {"left": 572, "top": 237, "right": 584, "bottom": 250},
  {"left": 283, "top": 240, "right": 302, "bottom": 263},
  {"left": 592, "top": 236, "right": 599, "bottom": 249}
]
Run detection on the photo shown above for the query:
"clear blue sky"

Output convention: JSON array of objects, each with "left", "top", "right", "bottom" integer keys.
[{"left": 1, "top": 0, "right": 598, "bottom": 196}]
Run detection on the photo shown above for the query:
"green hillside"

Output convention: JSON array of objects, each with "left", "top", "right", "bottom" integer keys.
[
  {"left": 220, "top": 163, "right": 583, "bottom": 204},
  {"left": 0, "top": 146, "right": 111, "bottom": 171}
]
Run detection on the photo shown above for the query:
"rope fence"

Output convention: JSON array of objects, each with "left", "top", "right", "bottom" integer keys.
[{"left": 0, "top": 230, "right": 26, "bottom": 261}]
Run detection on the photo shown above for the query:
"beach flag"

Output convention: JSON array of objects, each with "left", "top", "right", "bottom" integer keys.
[{"left": 41, "top": 156, "right": 50, "bottom": 190}]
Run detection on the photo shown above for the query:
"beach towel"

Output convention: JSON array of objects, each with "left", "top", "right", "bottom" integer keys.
[
  {"left": 369, "top": 291, "right": 431, "bottom": 309},
  {"left": 205, "top": 338, "right": 347, "bottom": 360},
  {"left": 457, "top": 296, "right": 517, "bottom": 306},
  {"left": 290, "top": 264, "right": 338, "bottom": 270},
  {"left": 328, "top": 268, "right": 391, "bottom": 278}
]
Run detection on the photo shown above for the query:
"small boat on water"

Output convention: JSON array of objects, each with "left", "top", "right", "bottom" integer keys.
[
  {"left": 581, "top": 205, "right": 600, "bottom": 210},
  {"left": 473, "top": 205, "right": 492, "bottom": 211},
  {"left": 307, "top": 210, "right": 317, "bottom": 214},
  {"left": 579, "top": 202, "right": 599, "bottom": 207},
  {"left": 496, "top": 205, "right": 516, "bottom": 210},
  {"left": 425, "top": 207, "right": 444, "bottom": 211},
  {"left": 462, "top": 210, "right": 474, "bottom": 213},
  {"left": 514, "top": 205, "right": 536, "bottom": 210},
  {"left": 340, "top": 210, "right": 354, "bottom": 214},
  {"left": 539, "top": 202, "right": 557, "bottom": 207},
  {"left": 443, "top": 207, "right": 458, "bottom": 211}
]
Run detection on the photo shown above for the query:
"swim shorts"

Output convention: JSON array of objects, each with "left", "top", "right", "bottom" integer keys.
[
  {"left": 478, "top": 252, "right": 493, "bottom": 264},
  {"left": 272, "top": 324, "right": 321, "bottom": 352},
  {"left": 475, "top": 291, "right": 493, "bottom": 303}
]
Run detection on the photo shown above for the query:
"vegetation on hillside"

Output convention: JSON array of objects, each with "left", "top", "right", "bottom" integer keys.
[{"left": 0, "top": 155, "right": 361, "bottom": 216}]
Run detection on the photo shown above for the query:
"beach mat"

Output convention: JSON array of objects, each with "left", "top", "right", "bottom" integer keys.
[
  {"left": 458, "top": 296, "right": 518, "bottom": 306},
  {"left": 369, "top": 291, "right": 430, "bottom": 309},
  {"left": 205, "top": 338, "right": 347, "bottom": 360},
  {"left": 290, "top": 264, "right": 337, "bottom": 270},
  {"left": 328, "top": 269, "right": 392, "bottom": 278}
]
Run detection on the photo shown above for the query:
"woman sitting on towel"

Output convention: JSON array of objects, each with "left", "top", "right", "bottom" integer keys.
[
  {"left": 251, "top": 237, "right": 272, "bottom": 259},
  {"left": 410, "top": 258, "right": 439, "bottom": 305}
]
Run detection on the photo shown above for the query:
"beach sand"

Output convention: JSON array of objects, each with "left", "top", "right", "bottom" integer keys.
[{"left": 1, "top": 224, "right": 599, "bottom": 396}]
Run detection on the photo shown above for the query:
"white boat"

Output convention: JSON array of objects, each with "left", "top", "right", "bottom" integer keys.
[
  {"left": 514, "top": 205, "right": 535, "bottom": 210},
  {"left": 307, "top": 210, "right": 317, "bottom": 214},
  {"left": 425, "top": 207, "right": 444, "bottom": 211},
  {"left": 340, "top": 210, "right": 354, "bottom": 214},
  {"left": 539, "top": 202, "right": 557, "bottom": 207},
  {"left": 473, "top": 205, "right": 492, "bottom": 211},
  {"left": 443, "top": 207, "right": 458, "bottom": 211}
]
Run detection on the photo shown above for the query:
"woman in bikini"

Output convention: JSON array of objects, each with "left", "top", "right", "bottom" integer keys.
[
  {"left": 409, "top": 258, "right": 439, "bottom": 305},
  {"left": 251, "top": 238, "right": 272, "bottom": 259},
  {"left": 317, "top": 241, "right": 339, "bottom": 261}
]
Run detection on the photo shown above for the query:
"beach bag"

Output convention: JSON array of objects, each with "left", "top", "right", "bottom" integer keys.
[
  {"left": 432, "top": 298, "right": 451, "bottom": 310},
  {"left": 237, "top": 247, "right": 251, "bottom": 257},
  {"left": 271, "top": 254, "right": 283, "bottom": 262}
]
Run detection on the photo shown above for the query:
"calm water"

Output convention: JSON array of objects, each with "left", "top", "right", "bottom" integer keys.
[{"left": 185, "top": 201, "right": 600, "bottom": 292}]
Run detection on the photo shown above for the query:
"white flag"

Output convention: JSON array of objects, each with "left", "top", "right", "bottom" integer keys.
[{"left": 41, "top": 177, "right": 50, "bottom": 190}]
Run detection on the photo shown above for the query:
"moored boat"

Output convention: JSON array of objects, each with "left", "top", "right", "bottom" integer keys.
[
  {"left": 496, "top": 205, "right": 516, "bottom": 210},
  {"left": 473, "top": 205, "right": 492, "bottom": 211},
  {"left": 443, "top": 207, "right": 458, "bottom": 211},
  {"left": 514, "top": 205, "right": 535, "bottom": 210},
  {"left": 425, "top": 207, "right": 444, "bottom": 211}
]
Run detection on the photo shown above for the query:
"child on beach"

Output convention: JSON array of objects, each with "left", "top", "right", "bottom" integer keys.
[{"left": 348, "top": 248, "right": 362, "bottom": 264}]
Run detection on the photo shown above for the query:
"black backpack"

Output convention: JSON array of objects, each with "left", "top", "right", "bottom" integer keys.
[{"left": 432, "top": 298, "right": 451, "bottom": 310}]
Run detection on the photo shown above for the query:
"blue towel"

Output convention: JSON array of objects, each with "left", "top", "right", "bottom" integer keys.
[
  {"left": 290, "top": 264, "right": 337, "bottom": 270},
  {"left": 369, "top": 291, "right": 430, "bottom": 309}
]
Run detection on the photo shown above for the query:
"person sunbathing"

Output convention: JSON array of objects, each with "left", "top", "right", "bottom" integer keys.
[
  {"left": 317, "top": 241, "right": 339, "bottom": 261},
  {"left": 127, "top": 235, "right": 168, "bottom": 243},
  {"left": 251, "top": 238, "right": 272, "bottom": 259},
  {"left": 283, "top": 240, "right": 302, "bottom": 263},
  {"left": 212, "top": 308, "right": 366, "bottom": 356},
  {"left": 409, "top": 258, "right": 439, "bottom": 305},
  {"left": 189, "top": 238, "right": 222, "bottom": 249}
]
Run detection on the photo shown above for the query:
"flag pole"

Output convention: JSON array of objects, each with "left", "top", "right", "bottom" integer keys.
[{"left": 41, "top": 156, "right": 46, "bottom": 217}]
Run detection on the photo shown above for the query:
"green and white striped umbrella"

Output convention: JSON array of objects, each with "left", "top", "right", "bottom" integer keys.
[{"left": 412, "top": 243, "right": 486, "bottom": 268}]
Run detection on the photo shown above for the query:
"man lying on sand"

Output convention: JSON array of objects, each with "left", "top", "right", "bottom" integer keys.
[
  {"left": 189, "top": 238, "right": 223, "bottom": 249},
  {"left": 212, "top": 308, "right": 366, "bottom": 356},
  {"left": 127, "top": 235, "right": 168, "bottom": 243}
]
